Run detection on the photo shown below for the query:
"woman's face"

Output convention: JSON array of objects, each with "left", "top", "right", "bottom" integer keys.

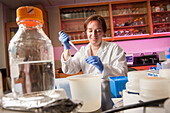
[{"left": 86, "top": 20, "right": 104, "bottom": 46}]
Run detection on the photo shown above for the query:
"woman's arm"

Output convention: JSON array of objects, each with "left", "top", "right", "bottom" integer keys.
[{"left": 63, "top": 49, "right": 71, "bottom": 61}]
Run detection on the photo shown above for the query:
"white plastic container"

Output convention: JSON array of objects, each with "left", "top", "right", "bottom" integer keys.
[
  {"left": 140, "top": 77, "right": 169, "bottom": 101},
  {"left": 67, "top": 74, "right": 101, "bottom": 112},
  {"left": 159, "top": 69, "right": 170, "bottom": 81},
  {"left": 159, "top": 69, "right": 170, "bottom": 97},
  {"left": 126, "top": 71, "right": 148, "bottom": 93},
  {"left": 161, "top": 47, "right": 170, "bottom": 69}
]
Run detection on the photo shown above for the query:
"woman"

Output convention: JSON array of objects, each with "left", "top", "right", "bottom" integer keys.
[{"left": 59, "top": 14, "right": 128, "bottom": 111}]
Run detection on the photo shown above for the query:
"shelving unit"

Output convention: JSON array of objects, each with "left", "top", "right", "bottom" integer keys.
[
  {"left": 58, "top": 3, "right": 112, "bottom": 44},
  {"left": 58, "top": 0, "right": 170, "bottom": 44},
  {"left": 111, "top": 0, "right": 151, "bottom": 41},
  {"left": 150, "top": 0, "right": 170, "bottom": 37}
]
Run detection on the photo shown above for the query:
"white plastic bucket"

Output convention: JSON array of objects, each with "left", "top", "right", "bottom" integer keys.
[
  {"left": 126, "top": 71, "right": 148, "bottom": 93},
  {"left": 140, "top": 77, "right": 169, "bottom": 101},
  {"left": 67, "top": 74, "right": 101, "bottom": 112}
]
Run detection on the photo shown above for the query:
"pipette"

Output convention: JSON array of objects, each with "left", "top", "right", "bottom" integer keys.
[
  {"left": 59, "top": 30, "right": 79, "bottom": 51},
  {"left": 68, "top": 41, "right": 79, "bottom": 51}
]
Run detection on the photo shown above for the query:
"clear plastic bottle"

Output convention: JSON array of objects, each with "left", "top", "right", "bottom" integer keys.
[
  {"left": 8, "top": 6, "right": 55, "bottom": 98},
  {"left": 162, "top": 47, "right": 170, "bottom": 69}
]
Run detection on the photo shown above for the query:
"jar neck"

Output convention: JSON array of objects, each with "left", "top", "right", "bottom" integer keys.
[{"left": 18, "top": 20, "right": 43, "bottom": 29}]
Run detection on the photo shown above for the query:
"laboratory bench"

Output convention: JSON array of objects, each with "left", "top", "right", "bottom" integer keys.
[{"left": 55, "top": 64, "right": 156, "bottom": 78}]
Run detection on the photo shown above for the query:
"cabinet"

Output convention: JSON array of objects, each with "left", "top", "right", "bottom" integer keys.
[
  {"left": 58, "top": 0, "right": 170, "bottom": 44},
  {"left": 111, "top": 0, "right": 151, "bottom": 41},
  {"left": 150, "top": 0, "right": 170, "bottom": 37},
  {"left": 58, "top": 3, "right": 112, "bottom": 44}
]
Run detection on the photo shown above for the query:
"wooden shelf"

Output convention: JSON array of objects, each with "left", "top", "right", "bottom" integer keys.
[
  {"left": 114, "top": 34, "right": 150, "bottom": 41},
  {"left": 61, "top": 16, "right": 109, "bottom": 21},
  {"left": 112, "top": 13, "right": 147, "bottom": 17},
  {"left": 153, "top": 32, "right": 170, "bottom": 37},
  {"left": 65, "top": 30, "right": 84, "bottom": 33},
  {"left": 152, "top": 11, "right": 170, "bottom": 14},
  {"left": 153, "top": 22, "right": 170, "bottom": 26},
  {"left": 65, "top": 28, "right": 111, "bottom": 33},
  {"left": 114, "top": 24, "right": 148, "bottom": 29}
]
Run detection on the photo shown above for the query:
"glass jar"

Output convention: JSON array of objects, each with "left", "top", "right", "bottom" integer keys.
[
  {"left": 139, "top": 17, "right": 143, "bottom": 25},
  {"left": 8, "top": 6, "right": 55, "bottom": 98}
]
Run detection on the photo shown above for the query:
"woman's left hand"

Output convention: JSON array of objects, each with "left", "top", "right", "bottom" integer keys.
[{"left": 85, "top": 56, "right": 103, "bottom": 73}]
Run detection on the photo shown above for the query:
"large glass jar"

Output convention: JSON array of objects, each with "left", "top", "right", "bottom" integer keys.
[{"left": 8, "top": 6, "right": 55, "bottom": 98}]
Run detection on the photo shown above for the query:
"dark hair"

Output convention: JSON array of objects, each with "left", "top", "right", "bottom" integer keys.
[{"left": 84, "top": 14, "right": 107, "bottom": 33}]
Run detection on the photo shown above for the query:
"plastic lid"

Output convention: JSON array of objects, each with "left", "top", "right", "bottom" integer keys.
[
  {"left": 16, "top": 6, "right": 44, "bottom": 26},
  {"left": 166, "top": 47, "right": 170, "bottom": 59}
]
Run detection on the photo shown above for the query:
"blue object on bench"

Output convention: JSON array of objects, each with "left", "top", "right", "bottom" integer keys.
[{"left": 109, "top": 76, "right": 128, "bottom": 98}]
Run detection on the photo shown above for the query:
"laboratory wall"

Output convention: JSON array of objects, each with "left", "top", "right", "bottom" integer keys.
[
  {"left": 0, "top": 3, "right": 6, "bottom": 69},
  {"left": 1, "top": 4, "right": 170, "bottom": 70}
]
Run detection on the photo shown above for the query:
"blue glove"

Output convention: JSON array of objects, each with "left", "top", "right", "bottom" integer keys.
[
  {"left": 85, "top": 56, "right": 104, "bottom": 73},
  {"left": 59, "top": 30, "right": 70, "bottom": 49}
]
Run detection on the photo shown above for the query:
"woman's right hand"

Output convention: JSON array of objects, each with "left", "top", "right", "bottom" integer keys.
[{"left": 59, "top": 30, "right": 70, "bottom": 49}]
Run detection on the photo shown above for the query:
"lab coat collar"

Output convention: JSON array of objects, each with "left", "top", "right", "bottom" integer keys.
[{"left": 86, "top": 40, "right": 107, "bottom": 56}]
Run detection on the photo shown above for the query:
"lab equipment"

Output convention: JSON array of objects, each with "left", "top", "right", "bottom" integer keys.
[
  {"left": 67, "top": 74, "right": 101, "bottom": 112},
  {"left": 8, "top": 6, "right": 55, "bottom": 98},
  {"left": 126, "top": 71, "right": 148, "bottom": 93},
  {"left": 59, "top": 30, "right": 70, "bottom": 49},
  {"left": 85, "top": 56, "right": 104, "bottom": 73},
  {"left": 140, "top": 77, "right": 169, "bottom": 101},
  {"left": 109, "top": 76, "right": 128, "bottom": 98},
  {"left": 161, "top": 47, "right": 170, "bottom": 69}
]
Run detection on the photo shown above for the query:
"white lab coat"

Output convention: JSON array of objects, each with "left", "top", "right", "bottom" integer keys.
[
  {"left": 61, "top": 40, "right": 128, "bottom": 111},
  {"left": 61, "top": 40, "right": 128, "bottom": 78}
]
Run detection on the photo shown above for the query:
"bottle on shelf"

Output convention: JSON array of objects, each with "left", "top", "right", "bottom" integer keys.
[
  {"left": 167, "top": 4, "right": 170, "bottom": 11},
  {"left": 129, "top": 29, "right": 134, "bottom": 35},
  {"left": 160, "top": 4, "right": 164, "bottom": 11},
  {"left": 8, "top": 6, "right": 55, "bottom": 99},
  {"left": 153, "top": 26, "right": 158, "bottom": 33},
  {"left": 161, "top": 47, "right": 170, "bottom": 69},
  {"left": 152, "top": 6, "right": 156, "bottom": 12},
  {"left": 155, "top": 6, "right": 160, "bottom": 12},
  {"left": 133, "top": 19, "right": 138, "bottom": 25},
  {"left": 155, "top": 14, "right": 162, "bottom": 23},
  {"left": 127, "top": 8, "right": 132, "bottom": 14},
  {"left": 162, "top": 14, "right": 167, "bottom": 23},
  {"left": 139, "top": 17, "right": 144, "bottom": 25},
  {"left": 114, "top": 31, "right": 118, "bottom": 36}
]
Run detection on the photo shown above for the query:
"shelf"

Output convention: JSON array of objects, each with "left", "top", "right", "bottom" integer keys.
[
  {"left": 65, "top": 30, "right": 84, "bottom": 33},
  {"left": 153, "top": 22, "right": 170, "bottom": 26},
  {"left": 61, "top": 16, "right": 109, "bottom": 21},
  {"left": 112, "top": 13, "right": 147, "bottom": 17},
  {"left": 114, "top": 34, "right": 150, "bottom": 41},
  {"left": 114, "top": 24, "right": 148, "bottom": 29},
  {"left": 153, "top": 32, "right": 170, "bottom": 37},
  {"left": 152, "top": 11, "right": 170, "bottom": 14}
]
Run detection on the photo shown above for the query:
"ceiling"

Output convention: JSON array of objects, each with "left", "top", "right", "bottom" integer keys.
[{"left": 0, "top": 0, "right": 120, "bottom": 9}]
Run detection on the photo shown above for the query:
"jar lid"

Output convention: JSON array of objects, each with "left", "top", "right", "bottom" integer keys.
[{"left": 16, "top": 6, "right": 44, "bottom": 26}]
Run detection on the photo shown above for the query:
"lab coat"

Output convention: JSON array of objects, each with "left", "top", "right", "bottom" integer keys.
[{"left": 61, "top": 40, "right": 128, "bottom": 111}]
